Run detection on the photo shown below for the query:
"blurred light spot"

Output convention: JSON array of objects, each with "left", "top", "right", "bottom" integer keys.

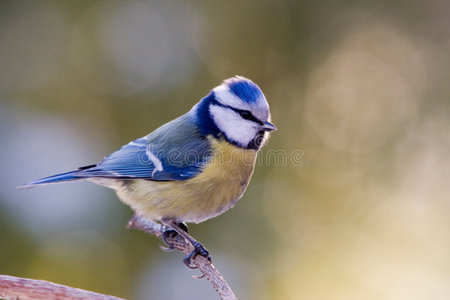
[
  {"left": 0, "top": 1, "right": 69, "bottom": 91},
  {"left": 0, "top": 105, "right": 112, "bottom": 237},
  {"left": 70, "top": 0, "right": 201, "bottom": 96},
  {"left": 304, "top": 21, "right": 425, "bottom": 154},
  {"left": 392, "top": 112, "right": 450, "bottom": 204}
]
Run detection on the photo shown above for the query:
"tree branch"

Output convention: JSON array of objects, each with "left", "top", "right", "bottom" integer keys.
[
  {"left": 0, "top": 274, "right": 124, "bottom": 300},
  {"left": 127, "top": 214, "right": 237, "bottom": 300}
]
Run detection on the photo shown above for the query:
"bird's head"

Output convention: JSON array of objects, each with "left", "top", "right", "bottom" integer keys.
[{"left": 195, "top": 76, "right": 276, "bottom": 150}]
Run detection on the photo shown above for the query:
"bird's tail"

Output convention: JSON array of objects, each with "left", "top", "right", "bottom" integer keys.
[{"left": 17, "top": 170, "right": 81, "bottom": 189}]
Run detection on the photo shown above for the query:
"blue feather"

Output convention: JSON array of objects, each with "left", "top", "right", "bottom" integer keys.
[
  {"left": 18, "top": 170, "right": 80, "bottom": 189},
  {"left": 195, "top": 92, "right": 221, "bottom": 138},
  {"left": 77, "top": 112, "right": 213, "bottom": 181},
  {"left": 226, "top": 76, "right": 263, "bottom": 104},
  {"left": 20, "top": 111, "right": 214, "bottom": 188}
]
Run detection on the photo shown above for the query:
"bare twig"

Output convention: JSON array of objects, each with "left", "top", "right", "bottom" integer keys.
[
  {"left": 127, "top": 214, "right": 237, "bottom": 300},
  {"left": 0, "top": 274, "right": 124, "bottom": 300}
]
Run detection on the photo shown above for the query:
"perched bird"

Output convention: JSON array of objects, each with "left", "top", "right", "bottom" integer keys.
[{"left": 19, "top": 76, "right": 276, "bottom": 266}]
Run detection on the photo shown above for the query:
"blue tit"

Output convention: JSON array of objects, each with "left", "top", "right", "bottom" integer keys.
[{"left": 19, "top": 76, "right": 276, "bottom": 265}]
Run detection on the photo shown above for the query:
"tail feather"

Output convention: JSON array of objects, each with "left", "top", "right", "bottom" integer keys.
[{"left": 17, "top": 170, "right": 82, "bottom": 189}]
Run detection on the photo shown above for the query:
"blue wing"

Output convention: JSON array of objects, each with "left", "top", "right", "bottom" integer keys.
[
  {"left": 19, "top": 112, "right": 213, "bottom": 188},
  {"left": 77, "top": 113, "right": 212, "bottom": 181}
]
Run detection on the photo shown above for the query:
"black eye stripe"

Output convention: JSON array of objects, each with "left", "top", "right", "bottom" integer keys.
[{"left": 210, "top": 98, "right": 264, "bottom": 125}]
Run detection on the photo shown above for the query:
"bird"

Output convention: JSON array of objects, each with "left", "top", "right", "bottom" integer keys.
[{"left": 19, "top": 76, "right": 276, "bottom": 266}]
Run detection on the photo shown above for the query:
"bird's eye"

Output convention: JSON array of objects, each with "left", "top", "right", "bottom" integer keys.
[{"left": 239, "top": 110, "right": 252, "bottom": 120}]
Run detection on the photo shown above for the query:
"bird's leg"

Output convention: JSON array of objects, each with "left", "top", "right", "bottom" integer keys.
[{"left": 161, "top": 219, "right": 211, "bottom": 269}]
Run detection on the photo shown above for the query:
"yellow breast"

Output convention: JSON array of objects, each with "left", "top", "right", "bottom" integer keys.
[{"left": 115, "top": 137, "right": 258, "bottom": 223}]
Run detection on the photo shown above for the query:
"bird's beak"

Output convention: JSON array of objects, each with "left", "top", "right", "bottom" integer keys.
[{"left": 262, "top": 121, "right": 277, "bottom": 132}]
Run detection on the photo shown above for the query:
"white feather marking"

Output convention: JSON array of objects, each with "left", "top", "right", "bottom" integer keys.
[
  {"left": 213, "top": 85, "right": 251, "bottom": 111},
  {"left": 146, "top": 146, "right": 163, "bottom": 176},
  {"left": 128, "top": 141, "right": 144, "bottom": 147},
  {"left": 209, "top": 104, "right": 259, "bottom": 147},
  {"left": 109, "top": 171, "right": 123, "bottom": 176}
]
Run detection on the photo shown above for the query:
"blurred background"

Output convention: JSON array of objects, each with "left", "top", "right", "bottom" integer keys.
[{"left": 0, "top": 0, "right": 449, "bottom": 299}]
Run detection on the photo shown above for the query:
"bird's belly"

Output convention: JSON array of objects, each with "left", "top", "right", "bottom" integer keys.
[{"left": 114, "top": 141, "right": 257, "bottom": 223}]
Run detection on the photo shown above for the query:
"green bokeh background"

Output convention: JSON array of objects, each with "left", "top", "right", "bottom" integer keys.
[{"left": 1, "top": 0, "right": 449, "bottom": 299}]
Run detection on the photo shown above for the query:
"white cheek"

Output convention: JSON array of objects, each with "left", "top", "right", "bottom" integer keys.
[{"left": 210, "top": 105, "right": 259, "bottom": 147}]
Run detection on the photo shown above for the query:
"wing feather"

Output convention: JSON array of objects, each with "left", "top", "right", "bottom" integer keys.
[{"left": 77, "top": 113, "right": 212, "bottom": 181}]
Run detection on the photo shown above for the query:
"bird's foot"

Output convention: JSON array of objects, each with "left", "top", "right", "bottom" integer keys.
[
  {"left": 160, "top": 220, "right": 210, "bottom": 269},
  {"left": 183, "top": 241, "right": 211, "bottom": 269},
  {"left": 161, "top": 229, "right": 178, "bottom": 251}
]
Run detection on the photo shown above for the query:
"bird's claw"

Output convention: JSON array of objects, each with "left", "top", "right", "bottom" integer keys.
[
  {"left": 193, "top": 273, "right": 206, "bottom": 279},
  {"left": 182, "top": 241, "right": 211, "bottom": 269},
  {"left": 159, "top": 244, "right": 176, "bottom": 252}
]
